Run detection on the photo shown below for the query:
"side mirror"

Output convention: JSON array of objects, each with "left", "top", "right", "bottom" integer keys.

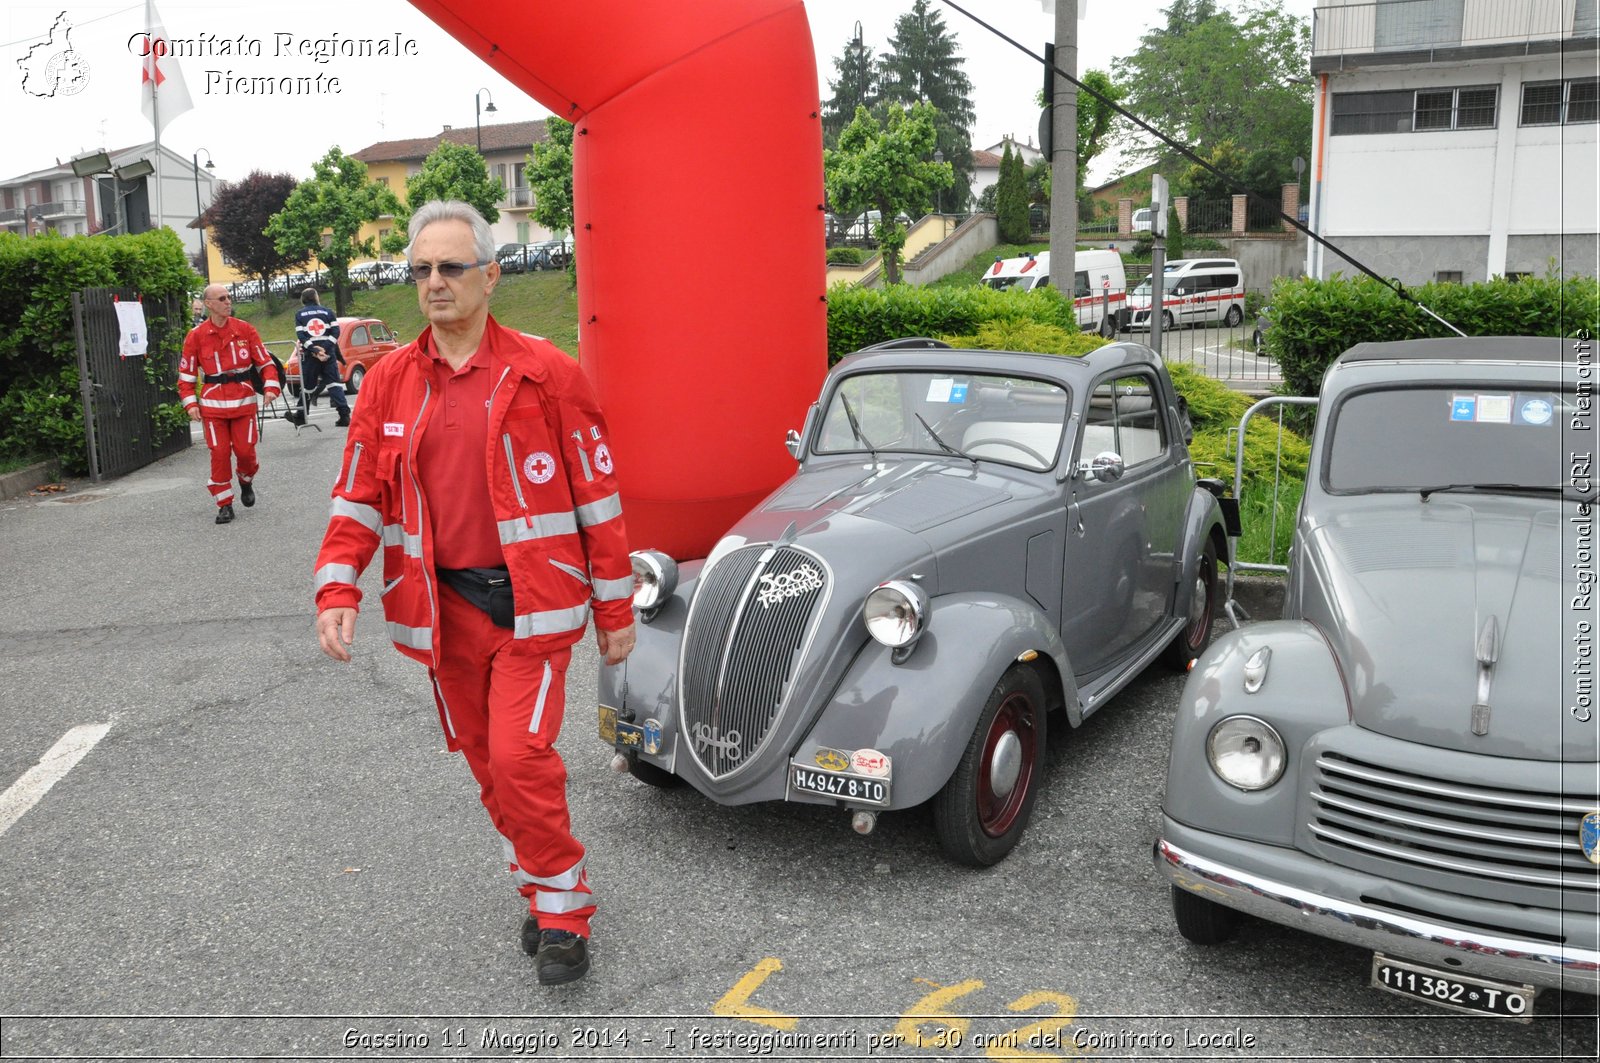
[
  {"left": 1078, "top": 451, "right": 1125, "bottom": 483},
  {"left": 785, "top": 428, "right": 802, "bottom": 459}
]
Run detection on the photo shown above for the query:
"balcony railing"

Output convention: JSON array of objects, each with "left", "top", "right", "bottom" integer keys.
[
  {"left": 502, "top": 186, "right": 534, "bottom": 209},
  {"left": 37, "top": 199, "right": 86, "bottom": 218},
  {"left": 1313, "top": 0, "right": 1597, "bottom": 57},
  {"left": 0, "top": 208, "right": 24, "bottom": 226}
]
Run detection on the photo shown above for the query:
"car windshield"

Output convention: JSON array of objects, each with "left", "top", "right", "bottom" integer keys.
[
  {"left": 1325, "top": 385, "right": 1578, "bottom": 496},
  {"left": 984, "top": 276, "right": 1037, "bottom": 291},
  {"left": 815, "top": 371, "right": 1070, "bottom": 471},
  {"left": 1132, "top": 274, "right": 1181, "bottom": 296}
]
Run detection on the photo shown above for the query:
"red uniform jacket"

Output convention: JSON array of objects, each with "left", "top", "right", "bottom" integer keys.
[
  {"left": 179, "top": 317, "right": 280, "bottom": 419},
  {"left": 313, "top": 317, "right": 635, "bottom": 665}
]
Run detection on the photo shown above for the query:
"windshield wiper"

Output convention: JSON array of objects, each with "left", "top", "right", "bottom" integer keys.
[
  {"left": 1419, "top": 483, "right": 1561, "bottom": 501},
  {"left": 839, "top": 393, "right": 878, "bottom": 460},
  {"left": 915, "top": 413, "right": 974, "bottom": 467}
]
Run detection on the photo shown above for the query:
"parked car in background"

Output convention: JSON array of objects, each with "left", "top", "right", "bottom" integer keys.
[
  {"left": 982, "top": 249, "right": 1127, "bottom": 336},
  {"left": 1132, "top": 207, "right": 1154, "bottom": 232},
  {"left": 496, "top": 242, "right": 531, "bottom": 273},
  {"left": 1126, "top": 258, "right": 1246, "bottom": 331},
  {"left": 285, "top": 316, "right": 402, "bottom": 396},
  {"left": 1157, "top": 337, "right": 1596, "bottom": 1019},
  {"left": 601, "top": 338, "right": 1232, "bottom": 866}
]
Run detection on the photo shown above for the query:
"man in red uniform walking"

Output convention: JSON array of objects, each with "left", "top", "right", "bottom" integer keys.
[
  {"left": 313, "top": 200, "right": 636, "bottom": 985},
  {"left": 179, "top": 284, "right": 281, "bottom": 524}
]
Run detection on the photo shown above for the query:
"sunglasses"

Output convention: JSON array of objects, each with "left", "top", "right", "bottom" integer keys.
[{"left": 411, "top": 259, "right": 492, "bottom": 281}]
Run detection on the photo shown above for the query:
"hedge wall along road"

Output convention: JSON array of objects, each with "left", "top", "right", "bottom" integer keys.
[
  {"left": 826, "top": 283, "right": 1092, "bottom": 363},
  {"left": 1267, "top": 273, "right": 1600, "bottom": 399},
  {"left": 0, "top": 230, "right": 197, "bottom": 474}
]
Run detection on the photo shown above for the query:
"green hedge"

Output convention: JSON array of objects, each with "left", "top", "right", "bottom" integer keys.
[
  {"left": 826, "top": 247, "right": 868, "bottom": 265},
  {"left": 827, "top": 283, "right": 1085, "bottom": 362},
  {"left": 1269, "top": 273, "right": 1600, "bottom": 398},
  {"left": 0, "top": 230, "right": 196, "bottom": 473}
]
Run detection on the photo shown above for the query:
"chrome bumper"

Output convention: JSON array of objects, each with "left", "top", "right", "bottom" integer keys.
[{"left": 1155, "top": 837, "right": 1600, "bottom": 995}]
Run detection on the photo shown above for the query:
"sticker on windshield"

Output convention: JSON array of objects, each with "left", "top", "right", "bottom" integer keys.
[
  {"left": 1450, "top": 395, "right": 1477, "bottom": 421},
  {"left": 1475, "top": 393, "right": 1512, "bottom": 424},
  {"left": 925, "top": 378, "right": 969, "bottom": 404},
  {"left": 1516, "top": 395, "right": 1555, "bottom": 426}
]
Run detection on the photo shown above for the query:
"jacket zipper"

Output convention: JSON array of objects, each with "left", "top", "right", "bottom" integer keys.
[
  {"left": 502, "top": 433, "right": 529, "bottom": 514},
  {"left": 550, "top": 558, "right": 590, "bottom": 586},
  {"left": 345, "top": 442, "right": 364, "bottom": 492},
  {"left": 408, "top": 382, "right": 433, "bottom": 638}
]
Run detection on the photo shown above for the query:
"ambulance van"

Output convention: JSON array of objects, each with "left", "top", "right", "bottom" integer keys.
[{"left": 981, "top": 249, "right": 1127, "bottom": 336}]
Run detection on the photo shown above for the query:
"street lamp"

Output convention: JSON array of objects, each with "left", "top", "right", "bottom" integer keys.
[
  {"left": 475, "top": 88, "right": 497, "bottom": 153},
  {"left": 847, "top": 21, "right": 867, "bottom": 104},
  {"left": 933, "top": 149, "right": 944, "bottom": 215},
  {"left": 192, "top": 148, "right": 215, "bottom": 281}
]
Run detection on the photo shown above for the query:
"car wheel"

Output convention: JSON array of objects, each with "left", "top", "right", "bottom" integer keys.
[
  {"left": 1224, "top": 304, "right": 1243, "bottom": 328},
  {"left": 1171, "top": 884, "right": 1239, "bottom": 945},
  {"left": 1162, "top": 539, "right": 1217, "bottom": 671},
  {"left": 933, "top": 663, "right": 1047, "bottom": 867},
  {"left": 1162, "top": 310, "right": 1176, "bottom": 330},
  {"left": 627, "top": 758, "right": 682, "bottom": 789},
  {"left": 347, "top": 365, "right": 365, "bottom": 394}
]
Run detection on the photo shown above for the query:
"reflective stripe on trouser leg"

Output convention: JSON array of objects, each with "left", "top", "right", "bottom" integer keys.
[
  {"left": 203, "top": 418, "right": 234, "bottom": 504},
  {"left": 229, "top": 415, "right": 260, "bottom": 482},
  {"left": 432, "top": 587, "right": 593, "bottom": 934}
]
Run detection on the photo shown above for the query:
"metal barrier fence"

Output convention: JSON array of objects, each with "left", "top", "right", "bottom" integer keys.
[
  {"left": 1220, "top": 395, "right": 1319, "bottom": 626},
  {"left": 1105, "top": 286, "right": 1280, "bottom": 385}
]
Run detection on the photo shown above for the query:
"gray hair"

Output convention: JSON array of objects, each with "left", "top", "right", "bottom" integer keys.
[{"left": 405, "top": 200, "right": 494, "bottom": 263}]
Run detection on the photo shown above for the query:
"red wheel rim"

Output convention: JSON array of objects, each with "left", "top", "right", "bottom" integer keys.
[
  {"left": 1183, "top": 557, "right": 1216, "bottom": 651},
  {"left": 977, "top": 692, "right": 1037, "bottom": 838}
]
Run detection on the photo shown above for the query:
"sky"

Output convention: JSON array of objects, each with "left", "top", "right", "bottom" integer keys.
[{"left": 4, "top": 0, "right": 1318, "bottom": 194}]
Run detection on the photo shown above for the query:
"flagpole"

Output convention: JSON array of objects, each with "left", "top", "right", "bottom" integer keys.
[{"left": 147, "top": 0, "right": 164, "bottom": 231}]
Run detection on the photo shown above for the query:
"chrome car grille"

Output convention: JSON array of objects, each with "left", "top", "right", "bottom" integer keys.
[
  {"left": 1309, "top": 752, "right": 1600, "bottom": 903},
  {"left": 680, "top": 544, "right": 828, "bottom": 779}
]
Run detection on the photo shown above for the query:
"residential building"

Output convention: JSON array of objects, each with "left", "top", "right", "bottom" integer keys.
[
  {"left": 1308, "top": 0, "right": 1598, "bottom": 283},
  {"left": 0, "top": 143, "right": 217, "bottom": 261},
  {"left": 349, "top": 119, "right": 559, "bottom": 256},
  {"left": 971, "top": 136, "right": 1045, "bottom": 205}
]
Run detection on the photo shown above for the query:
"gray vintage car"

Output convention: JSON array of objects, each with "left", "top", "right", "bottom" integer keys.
[
  {"left": 1156, "top": 337, "right": 1598, "bottom": 1018},
  {"left": 600, "top": 339, "right": 1231, "bottom": 865}
]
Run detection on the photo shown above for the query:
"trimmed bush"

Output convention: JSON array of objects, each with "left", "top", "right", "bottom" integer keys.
[
  {"left": 0, "top": 230, "right": 197, "bottom": 473},
  {"left": 826, "top": 247, "right": 868, "bottom": 265},
  {"left": 827, "top": 283, "right": 1086, "bottom": 362},
  {"left": 1269, "top": 273, "right": 1600, "bottom": 398},
  {"left": 941, "top": 320, "right": 1110, "bottom": 357}
]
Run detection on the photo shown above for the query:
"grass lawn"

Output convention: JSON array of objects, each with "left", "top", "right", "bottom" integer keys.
[{"left": 233, "top": 270, "right": 580, "bottom": 354}]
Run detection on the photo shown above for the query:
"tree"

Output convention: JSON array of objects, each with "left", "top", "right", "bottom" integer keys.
[
  {"left": 995, "top": 144, "right": 1030, "bottom": 244},
  {"left": 1112, "top": 0, "right": 1312, "bottom": 197},
  {"left": 528, "top": 117, "right": 574, "bottom": 241},
  {"left": 878, "top": 0, "right": 976, "bottom": 210},
  {"left": 824, "top": 102, "right": 952, "bottom": 285},
  {"left": 821, "top": 29, "right": 879, "bottom": 148},
  {"left": 267, "top": 147, "right": 401, "bottom": 316},
  {"left": 1165, "top": 203, "right": 1186, "bottom": 260},
  {"left": 206, "top": 171, "right": 309, "bottom": 304},
  {"left": 401, "top": 141, "right": 502, "bottom": 230},
  {"left": 1037, "top": 67, "right": 1121, "bottom": 219}
]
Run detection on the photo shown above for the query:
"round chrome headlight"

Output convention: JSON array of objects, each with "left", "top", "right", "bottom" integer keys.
[
  {"left": 1206, "top": 715, "right": 1286, "bottom": 791},
  {"left": 630, "top": 550, "right": 678, "bottom": 612},
  {"left": 863, "top": 580, "right": 929, "bottom": 648}
]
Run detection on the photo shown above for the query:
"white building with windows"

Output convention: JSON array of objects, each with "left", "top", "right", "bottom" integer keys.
[{"left": 1308, "top": 0, "right": 1598, "bottom": 283}]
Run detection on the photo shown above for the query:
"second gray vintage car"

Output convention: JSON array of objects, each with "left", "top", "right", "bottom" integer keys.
[
  {"left": 1156, "top": 337, "right": 1598, "bottom": 1017},
  {"left": 600, "top": 339, "right": 1231, "bottom": 865}
]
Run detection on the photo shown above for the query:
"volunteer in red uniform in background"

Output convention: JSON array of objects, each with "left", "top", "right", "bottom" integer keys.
[
  {"left": 178, "top": 284, "right": 280, "bottom": 524},
  {"left": 312, "top": 200, "right": 636, "bottom": 986}
]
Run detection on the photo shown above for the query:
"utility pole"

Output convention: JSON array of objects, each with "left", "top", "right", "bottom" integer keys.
[{"left": 1048, "top": 0, "right": 1078, "bottom": 297}]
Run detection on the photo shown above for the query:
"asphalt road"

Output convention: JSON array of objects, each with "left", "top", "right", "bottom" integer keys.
[{"left": 0, "top": 401, "right": 1594, "bottom": 1062}]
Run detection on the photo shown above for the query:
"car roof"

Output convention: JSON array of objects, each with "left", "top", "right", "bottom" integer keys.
[
  {"left": 1334, "top": 336, "right": 1574, "bottom": 365},
  {"left": 834, "top": 340, "right": 1162, "bottom": 383}
]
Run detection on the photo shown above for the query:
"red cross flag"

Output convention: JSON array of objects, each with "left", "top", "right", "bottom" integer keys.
[{"left": 138, "top": 1, "right": 193, "bottom": 135}]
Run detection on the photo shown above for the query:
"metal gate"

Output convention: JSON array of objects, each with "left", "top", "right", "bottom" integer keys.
[
  {"left": 71, "top": 287, "right": 190, "bottom": 481},
  {"left": 1222, "top": 394, "right": 1319, "bottom": 626}
]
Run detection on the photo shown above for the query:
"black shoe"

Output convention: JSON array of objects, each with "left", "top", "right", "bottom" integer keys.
[
  {"left": 239, "top": 481, "right": 256, "bottom": 507},
  {"left": 334, "top": 414, "right": 350, "bottom": 427},
  {"left": 215, "top": 504, "right": 235, "bottom": 525},
  {"left": 518, "top": 916, "right": 541, "bottom": 957},
  {"left": 286, "top": 409, "right": 306, "bottom": 427},
  {"left": 533, "top": 929, "right": 589, "bottom": 985}
]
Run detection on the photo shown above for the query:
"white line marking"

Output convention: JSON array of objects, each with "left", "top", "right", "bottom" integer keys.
[{"left": 0, "top": 723, "right": 113, "bottom": 839}]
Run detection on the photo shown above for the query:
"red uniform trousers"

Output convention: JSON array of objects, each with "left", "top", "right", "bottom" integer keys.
[
  {"left": 201, "top": 414, "right": 260, "bottom": 507},
  {"left": 428, "top": 584, "right": 594, "bottom": 936}
]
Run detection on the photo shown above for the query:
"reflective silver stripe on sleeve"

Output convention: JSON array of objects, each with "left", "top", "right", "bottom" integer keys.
[
  {"left": 386, "top": 621, "right": 432, "bottom": 650},
  {"left": 513, "top": 603, "right": 590, "bottom": 640},
  {"left": 530, "top": 856, "right": 586, "bottom": 891},
  {"left": 178, "top": 372, "right": 197, "bottom": 382},
  {"left": 381, "top": 522, "right": 424, "bottom": 557},
  {"left": 575, "top": 492, "right": 623, "bottom": 528},
  {"left": 533, "top": 888, "right": 595, "bottom": 915},
  {"left": 591, "top": 575, "right": 635, "bottom": 602},
  {"left": 432, "top": 674, "right": 457, "bottom": 741},
  {"left": 345, "top": 442, "right": 363, "bottom": 493},
  {"left": 315, "top": 563, "right": 359, "bottom": 590},
  {"left": 329, "top": 498, "right": 381, "bottom": 535},
  {"left": 497, "top": 512, "right": 578, "bottom": 545}
]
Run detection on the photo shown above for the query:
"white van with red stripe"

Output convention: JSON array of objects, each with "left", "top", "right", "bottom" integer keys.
[
  {"left": 981, "top": 249, "right": 1126, "bottom": 336},
  {"left": 1126, "top": 258, "right": 1246, "bottom": 331}
]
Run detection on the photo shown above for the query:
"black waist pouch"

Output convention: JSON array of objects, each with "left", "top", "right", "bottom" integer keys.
[{"left": 438, "top": 567, "right": 514, "bottom": 629}]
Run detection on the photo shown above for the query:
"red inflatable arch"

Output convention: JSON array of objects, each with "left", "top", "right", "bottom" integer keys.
[{"left": 408, "top": 0, "right": 828, "bottom": 560}]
